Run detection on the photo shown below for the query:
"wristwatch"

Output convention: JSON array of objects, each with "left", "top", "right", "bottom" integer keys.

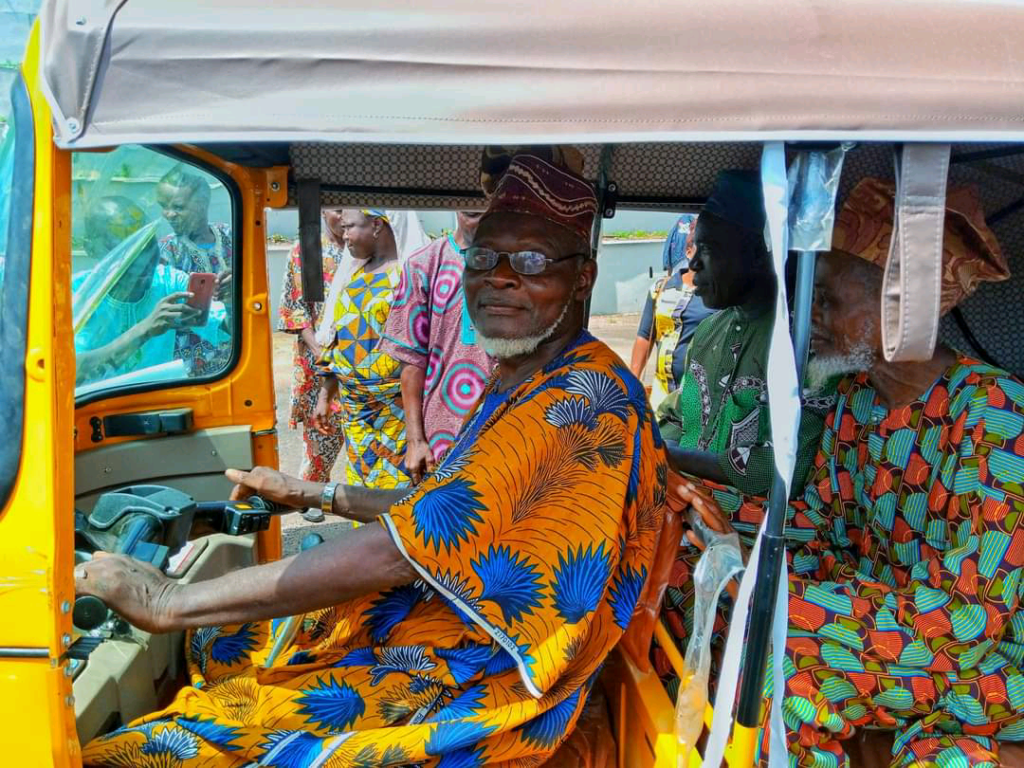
[{"left": 320, "top": 482, "right": 339, "bottom": 516}]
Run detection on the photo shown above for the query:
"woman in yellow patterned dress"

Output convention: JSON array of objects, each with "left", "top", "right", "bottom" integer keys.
[{"left": 310, "top": 209, "right": 411, "bottom": 489}]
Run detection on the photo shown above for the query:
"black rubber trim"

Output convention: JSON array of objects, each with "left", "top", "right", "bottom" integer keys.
[{"left": 0, "top": 75, "right": 34, "bottom": 512}]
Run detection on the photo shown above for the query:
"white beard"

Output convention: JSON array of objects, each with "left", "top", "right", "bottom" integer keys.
[
  {"left": 807, "top": 342, "right": 877, "bottom": 390},
  {"left": 476, "top": 301, "right": 571, "bottom": 360}
]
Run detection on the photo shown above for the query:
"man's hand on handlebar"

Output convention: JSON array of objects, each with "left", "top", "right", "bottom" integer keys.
[
  {"left": 74, "top": 552, "right": 179, "bottom": 634},
  {"left": 225, "top": 467, "right": 319, "bottom": 512}
]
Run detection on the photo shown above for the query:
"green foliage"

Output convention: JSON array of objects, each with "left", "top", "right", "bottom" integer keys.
[{"left": 603, "top": 229, "right": 668, "bottom": 241}]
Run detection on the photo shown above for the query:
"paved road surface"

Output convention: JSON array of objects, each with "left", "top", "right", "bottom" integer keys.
[{"left": 274, "top": 314, "right": 647, "bottom": 554}]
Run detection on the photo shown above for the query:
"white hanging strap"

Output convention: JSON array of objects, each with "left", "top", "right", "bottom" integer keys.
[
  {"left": 881, "top": 144, "right": 951, "bottom": 362},
  {"left": 761, "top": 142, "right": 798, "bottom": 768}
]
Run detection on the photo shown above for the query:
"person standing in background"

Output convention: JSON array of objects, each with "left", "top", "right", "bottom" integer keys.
[
  {"left": 310, "top": 210, "right": 427, "bottom": 493},
  {"left": 630, "top": 214, "right": 714, "bottom": 409},
  {"left": 380, "top": 210, "right": 493, "bottom": 483},
  {"left": 276, "top": 208, "right": 344, "bottom": 521},
  {"left": 156, "top": 166, "right": 234, "bottom": 375}
]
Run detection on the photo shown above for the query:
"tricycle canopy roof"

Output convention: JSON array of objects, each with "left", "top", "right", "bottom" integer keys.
[{"left": 38, "top": 0, "right": 1024, "bottom": 150}]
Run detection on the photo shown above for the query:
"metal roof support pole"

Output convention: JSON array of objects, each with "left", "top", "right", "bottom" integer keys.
[
  {"left": 736, "top": 249, "right": 814, "bottom": 732},
  {"left": 296, "top": 178, "right": 324, "bottom": 303},
  {"left": 584, "top": 145, "right": 615, "bottom": 327}
]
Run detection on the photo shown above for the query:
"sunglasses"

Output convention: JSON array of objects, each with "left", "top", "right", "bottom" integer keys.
[{"left": 462, "top": 246, "right": 587, "bottom": 276}]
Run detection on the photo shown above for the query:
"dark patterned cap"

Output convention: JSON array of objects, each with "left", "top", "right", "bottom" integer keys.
[
  {"left": 480, "top": 152, "right": 598, "bottom": 248},
  {"left": 703, "top": 169, "right": 766, "bottom": 233}
]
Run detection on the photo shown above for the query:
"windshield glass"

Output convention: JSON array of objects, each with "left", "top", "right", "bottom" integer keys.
[
  {"left": 0, "top": 75, "right": 32, "bottom": 511},
  {"left": 71, "top": 146, "right": 236, "bottom": 399}
]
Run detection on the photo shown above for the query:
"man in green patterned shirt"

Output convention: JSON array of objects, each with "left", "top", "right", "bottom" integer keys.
[{"left": 657, "top": 170, "right": 835, "bottom": 496}]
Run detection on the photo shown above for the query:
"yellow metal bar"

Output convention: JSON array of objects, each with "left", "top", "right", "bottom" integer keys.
[{"left": 729, "top": 723, "right": 759, "bottom": 768}]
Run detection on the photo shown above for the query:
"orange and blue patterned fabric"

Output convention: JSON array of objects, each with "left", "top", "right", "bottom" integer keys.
[
  {"left": 82, "top": 332, "right": 665, "bottom": 767},
  {"left": 317, "top": 264, "right": 410, "bottom": 489},
  {"left": 660, "top": 356, "right": 1024, "bottom": 767}
]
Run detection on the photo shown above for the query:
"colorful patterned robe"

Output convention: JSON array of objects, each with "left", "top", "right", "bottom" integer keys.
[
  {"left": 277, "top": 239, "right": 342, "bottom": 483},
  {"left": 380, "top": 235, "right": 493, "bottom": 460},
  {"left": 661, "top": 356, "right": 1024, "bottom": 768},
  {"left": 317, "top": 264, "right": 409, "bottom": 489},
  {"left": 82, "top": 332, "right": 665, "bottom": 767}
]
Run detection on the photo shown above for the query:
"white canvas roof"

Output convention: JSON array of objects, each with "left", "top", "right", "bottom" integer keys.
[{"left": 38, "top": 0, "right": 1024, "bottom": 149}]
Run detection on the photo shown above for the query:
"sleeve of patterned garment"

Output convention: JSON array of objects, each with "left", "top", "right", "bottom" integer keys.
[
  {"left": 380, "top": 354, "right": 665, "bottom": 698},
  {"left": 277, "top": 244, "right": 310, "bottom": 333},
  {"left": 789, "top": 371, "right": 1024, "bottom": 674},
  {"left": 717, "top": 384, "right": 837, "bottom": 498},
  {"left": 379, "top": 248, "right": 431, "bottom": 369}
]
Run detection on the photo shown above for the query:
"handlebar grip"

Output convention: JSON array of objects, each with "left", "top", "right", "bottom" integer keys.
[
  {"left": 73, "top": 595, "right": 109, "bottom": 631},
  {"left": 246, "top": 496, "right": 291, "bottom": 514}
]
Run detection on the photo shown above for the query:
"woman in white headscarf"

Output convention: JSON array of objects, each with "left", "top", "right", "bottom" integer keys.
[{"left": 307, "top": 209, "right": 428, "bottom": 505}]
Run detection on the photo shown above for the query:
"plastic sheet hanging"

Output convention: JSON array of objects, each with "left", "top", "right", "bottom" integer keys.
[
  {"left": 674, "top": 508, "right": 745, "bottom": 766},
  {"left": 786, "top": 143, "right": 852, "bottom": 252}
]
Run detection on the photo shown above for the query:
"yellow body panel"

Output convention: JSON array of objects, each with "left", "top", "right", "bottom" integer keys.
[
  {"left": 0, "top": 24, "right": 282, "bottom": 765},
  {"left": 0, "top": 25, "right": 80, "bottom": 767}
]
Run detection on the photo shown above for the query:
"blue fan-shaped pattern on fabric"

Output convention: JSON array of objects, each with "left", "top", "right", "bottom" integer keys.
[
  {"left": 518, "top": 687, "right": 584, "bottom": 750},
  {"left": 209, "top": 623, "right": 259, "bottom": 665},
  {"left": 425, "top": 720, "right": 498, "bottom": 757},
  {"left": 436, "top": 744, "right": 488, "bottom": 768},
  {"left": 545, "top": 396, "right": 598, "bottom": 430},
  {"left": 472, "top": 544, "right": 546, "bottom": 624},
  {"left": 189, "top": 626, "right": 218, "bottom": 672},
  {"left": 365, "top": 581, "right": 432, "bottom": 643},
  {"left": 140, "top": 727, "right": 200, "bottom": 759},
  {"left": 413, "top": 478, "right": 486, "bottom": 554},
  {"left": 608, "top": 564, "right": 648, "bottom": 630},
  {"left": 258, "top": 730, "right": 326, "bottom": 768},
  {"left": 552, "top": 543, "right": 612, "bottom": 623},
  {"left": 566, "top": 369, "right": 631, "bottom": 423},
  {"left": 177, "top": 716, "right": 243, "bottom": 751},
  {"left": 334, "top": 646, "right": 377, "bottom": 668},
  {"left": 429, "top": 684, "right": 490, "bottom": 722},
  {"left": 368, "top": 645, "right": 437, "bottom": 686},
  {"left": 436, "top": 644, "right": 495, "bottom": 685},
  {"left": 296, "top": 677, "right": 366, "bottom": 730}
]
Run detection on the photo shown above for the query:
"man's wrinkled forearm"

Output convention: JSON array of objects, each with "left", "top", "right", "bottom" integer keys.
[{"left": 161, "top": 523, "right": 416, "bottom": 630}]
